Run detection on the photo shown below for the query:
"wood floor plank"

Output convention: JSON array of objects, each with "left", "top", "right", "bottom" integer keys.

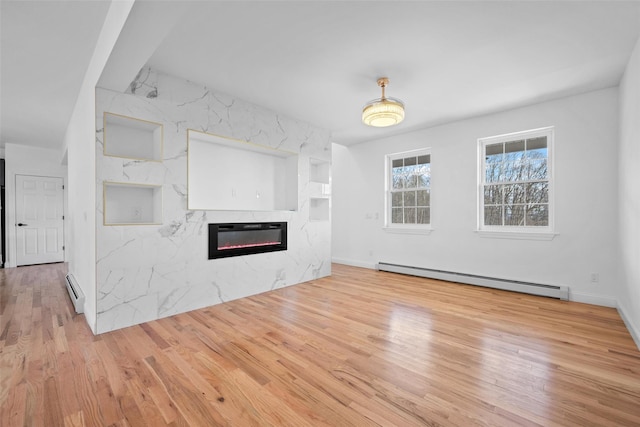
[
  {"left": 1, "top": 262, "right": 640, "bottom": 426},
  {"left": 1, "top": 380, "right": 27, "bottom": 427},
  {"left": 43, "top": 376, "right": 64, "bottom": 427}
]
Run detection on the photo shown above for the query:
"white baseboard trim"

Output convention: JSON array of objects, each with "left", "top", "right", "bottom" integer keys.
[
  {"left": 617, "top": 303, "right": 640, "bottom": 351},
  {"left": 569, "top": 291, "right": 617, "bottom": 308},
  {"left": 331, "top": 257, "right": 377, "bottom": 270}
]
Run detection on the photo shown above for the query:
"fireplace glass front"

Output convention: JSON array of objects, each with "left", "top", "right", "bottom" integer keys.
[{"left": 208, "top": 222, "right": 287, "bottom": 259}]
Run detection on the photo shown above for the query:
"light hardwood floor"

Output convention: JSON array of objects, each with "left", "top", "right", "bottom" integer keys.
[{"left": 1, "top": 263, "right": 639, "bottom": 426}]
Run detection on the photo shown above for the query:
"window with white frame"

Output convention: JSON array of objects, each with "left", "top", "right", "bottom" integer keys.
[
  {"left": 478, "top": 127, "right": 553, "bottom": 232},
  {"left": 386, "top": 149, "right": 431, "bottom": 227}
]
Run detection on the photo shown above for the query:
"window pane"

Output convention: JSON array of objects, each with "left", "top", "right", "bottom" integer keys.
[
  {"left": 505, "top": 140, "right": 525, "bottom": 154},
  {"left": 391, "top": 191, "right": 403, "bottom": 207},
  {"left": 505, "top": 205, "right": 525, "bottom": 226},
  {"left": 486, "top": 143, "right": 503, "bottom": 157},
  {"left": 526, "top": 204, "right": 548, "bottom": 226},
  {"left": 392, "top": 165, "right": 404, "bottom": 189},
  {"left": 484, "top": 185, "right": 502, "bottom": 205},
  {"left": 404, "top": 168, "right": 417, "bottom": 188},
  {"left": 404, "top": 191, "right": 416, "bottom": 206},
  {"left": 416, "top": 190, "right": 430, "bottom": 206},
  {"left": 485, "top": 162, "right": 502, "bottom": 183},
  {"left": 527, "top": 159, "right": 548, "bottom": 180},
  {"left": 404, "top": 156, "right": 417, "bottom": 166},
  {"left": 418, "top": 154, "right": 430, "bottom": 164},
  {"left": 526, "top": 137, "right": 548, "bottom": 183},
  {"left": 484, "top": 206, "right": 502, "bottom": 226},
  {"left": 404, "top": 207, "right": 416, "bottom": 223},
  {"left": 404, "top": 191, "right": 416, "bottom": 207},
  {"left": 419, "top": 175, "right": 431, "bottom": 188},
  {"left": 392, "top": 159, "right": 403, "bottom": 168},
  {"left": 504, "top": 183, "right": 525, "bottom": 204},
  {"left": 416, "top": 162, "right": 431, "bottom": 188},
  {"left": 417, "top": 207, "right": 430, "bottom": 224},
  {"left": 392, "top": 208, "right": 403, "bottom": 223},
  {"left": 526, "top": 136, "right": 547, "bottom": 152},
  {"left": 485, "top": 143, "right": 503, "bottom": 183},
  {"left": 502, "top": 160, "right": 527, "bottom": 182},
  {"left": 526, "top": 182, "right": 548, "bottom": 204}
]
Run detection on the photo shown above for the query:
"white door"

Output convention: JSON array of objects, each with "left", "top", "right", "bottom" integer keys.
[{"left": 15, "top": 175, "right": 64, "bottom": 266}]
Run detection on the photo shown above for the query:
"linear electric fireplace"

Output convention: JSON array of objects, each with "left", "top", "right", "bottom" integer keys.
[{"left": 208, "top": 222, "right": 287, "bottom": 259}]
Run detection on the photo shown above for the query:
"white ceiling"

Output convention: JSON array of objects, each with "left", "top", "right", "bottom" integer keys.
[
  {"left": 0, "top": 0, "right": 111, "bottom": 149},
  {"left": 2, "top": 1, "right": 640, "bottom": 151}
]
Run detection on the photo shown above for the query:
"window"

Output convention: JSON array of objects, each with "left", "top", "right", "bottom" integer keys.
[
  {"left": 478, "top": 127, "right": 553, "bottom": 233},
  {"left": 386, "top": 149, "right": 431, "bottom": 228}
]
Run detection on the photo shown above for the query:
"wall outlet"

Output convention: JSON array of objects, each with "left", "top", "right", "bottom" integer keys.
[{"left": 590, "top": 272, "right": 599, "bottom": 283}]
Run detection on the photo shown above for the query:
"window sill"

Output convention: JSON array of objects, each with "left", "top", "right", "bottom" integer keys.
[
  {"left": 475, "top": 230, "right": 558, "bottom": 241},
  {"left": 383, "top": 226, "right": 433, "bottom": 235}
]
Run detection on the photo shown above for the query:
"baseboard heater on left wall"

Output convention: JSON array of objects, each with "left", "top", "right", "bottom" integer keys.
[
  {"left": 377, "top": 262, "right": 569, "bottom": 300},
  {"left": 65, "top": 274, "right": 85, "bottom": 314}
]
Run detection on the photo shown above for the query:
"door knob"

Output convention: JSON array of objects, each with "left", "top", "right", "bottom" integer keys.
[{"left": 17, "top": 223, "right": 28, "bottom": 226}]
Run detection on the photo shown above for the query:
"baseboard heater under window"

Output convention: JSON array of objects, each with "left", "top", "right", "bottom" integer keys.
[
  {"left": 377, "top": 262, "right": 569, "bottom": 300},
  {"left": 65, "top": 274, "right": 85, "bottom": 313}
]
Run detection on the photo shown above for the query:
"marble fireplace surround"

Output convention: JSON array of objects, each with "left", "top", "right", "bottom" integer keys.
[{"left": 94, "top": 67, "right": 331, "bottom": 333}]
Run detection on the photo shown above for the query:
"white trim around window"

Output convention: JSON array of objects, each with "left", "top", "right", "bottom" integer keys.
[{"left": 477, "top": 126, "right": 557, "bottom": 239}]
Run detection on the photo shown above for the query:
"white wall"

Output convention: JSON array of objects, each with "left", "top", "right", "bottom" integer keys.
[
  {"left": 618, "top": 36, "right": 640, "bottom": 348},
  {"left": 333, "top": 88, "right": 619, "bottom": 306},
  {"left": 63, "top": 0, "right": 134, "bottom": 333},
  {"left": 4, "top": 143, "right": 67, "bottom": 268}
]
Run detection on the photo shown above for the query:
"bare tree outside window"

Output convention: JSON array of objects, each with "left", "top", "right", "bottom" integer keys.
[{"left": 481, "top": 130, "right": 552, "bottom": 229}]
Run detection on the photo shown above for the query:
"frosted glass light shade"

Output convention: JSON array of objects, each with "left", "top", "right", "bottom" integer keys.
[{"left": 362, "top": 97, "right": 405, "bottom": 127}]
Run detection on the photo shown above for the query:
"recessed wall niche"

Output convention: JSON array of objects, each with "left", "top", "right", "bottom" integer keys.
[
  {"left": 104, "top": 112, "right": 163, "bottom": 161},
  {"left": 103, "top": 182, "right": 162, "bottom": 225},
  {"left": 309, "top": 158, "right": 331, "bottom": 221},
  {"left": 187, "top": 130, "right": 298, "bottom": 211}
]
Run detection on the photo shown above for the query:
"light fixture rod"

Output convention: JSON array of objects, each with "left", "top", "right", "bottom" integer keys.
[{"left": 378, "top": 77, "right": 389, "bottom": 100}]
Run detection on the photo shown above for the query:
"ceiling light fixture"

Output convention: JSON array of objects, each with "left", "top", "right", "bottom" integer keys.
[{"left": 362, "top": 77, "right": 405, "bottom": 127}]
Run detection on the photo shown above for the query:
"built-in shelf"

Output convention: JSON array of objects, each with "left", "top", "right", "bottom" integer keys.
[
  {"left": 104, "top": 182, "right": 162, "bottom": 225},
  {"left": 309, "top": 158, "right": 331, "bottom": 221},
  {"left": 310, "top": 158, "right": 330, "bottom": 184},
  {"left": 104, "top": 112, "right": 163, "bottom": 161},
  {"left": 187, "top": 130, "right": 298, "bottom": 211},
  {"left": 309, "top": 181, "right": 331, "bottom": 199}
]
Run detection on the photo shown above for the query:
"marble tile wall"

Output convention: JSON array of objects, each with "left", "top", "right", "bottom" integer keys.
[{"left": 95, "top": 67, "right": 331, "bottom": 333}]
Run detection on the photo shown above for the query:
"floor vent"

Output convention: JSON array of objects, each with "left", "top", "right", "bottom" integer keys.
[
  {"left": 377, "top": 262, "right": 569, "bottom": 300},
  {"left": 65, "top": 274, "right": 85, "bottom": 313}
]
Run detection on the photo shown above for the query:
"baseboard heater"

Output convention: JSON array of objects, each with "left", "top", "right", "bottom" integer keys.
[
  {"left": 377, "top": 262, "right": 569, "bottom": 300},
  {"left": 65, "top": 274, "right": 85, "bottom": 313}
]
